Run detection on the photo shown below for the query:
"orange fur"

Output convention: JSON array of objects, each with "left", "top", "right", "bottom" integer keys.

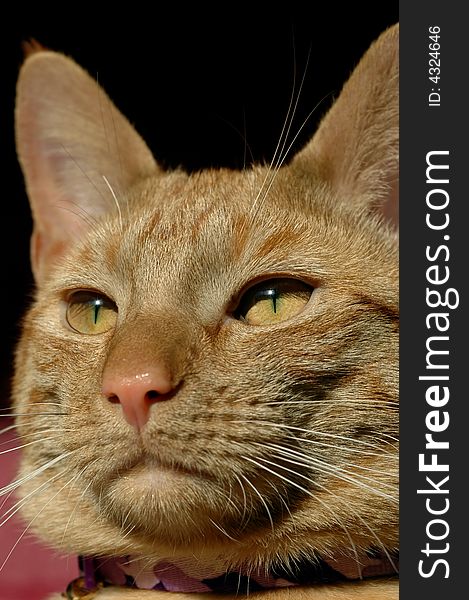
[{"left": 13, "top": 24, "right": 398, "bottom": 600}]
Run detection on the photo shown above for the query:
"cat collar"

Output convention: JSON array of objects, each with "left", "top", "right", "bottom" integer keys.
[{"left": 64, "top": 551, "right": 398, "bottom": 597}]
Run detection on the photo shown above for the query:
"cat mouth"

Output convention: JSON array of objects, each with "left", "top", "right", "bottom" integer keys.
[{"left": 119, "top": 454, "right": 216, "bottom": 489}]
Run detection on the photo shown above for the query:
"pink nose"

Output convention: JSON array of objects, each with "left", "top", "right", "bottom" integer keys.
[{"left": 102, "top": 366, "right": 174, "bottom": 431}]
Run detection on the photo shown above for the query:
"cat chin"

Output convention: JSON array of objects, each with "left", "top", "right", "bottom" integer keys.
[{"left": 98, "top": 460, "right": 250, "bottom": 545}]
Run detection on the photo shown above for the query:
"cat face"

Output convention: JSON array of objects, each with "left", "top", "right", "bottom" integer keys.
[{"left": 12, "top": 25, "right": 398, "bottom": 568}]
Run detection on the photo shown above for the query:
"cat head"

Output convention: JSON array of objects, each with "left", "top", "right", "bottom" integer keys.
[{"left": 12, "top": 25, "right": 398, "bottom": 569}]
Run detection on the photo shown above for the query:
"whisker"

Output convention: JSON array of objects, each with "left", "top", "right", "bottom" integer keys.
[
  {"left": 282, "top": 433, "right": 398, "bottom": 458},
  {"left": 243, "top": 446, "right": 396, "bottom": 503},
  {"left": 209, "top": 518, "right": 239, "bottom": 543},
  {"left": 0, "top": 424, "right": 16, "bottom": 436},
  {"left": 252, "top": 94, "right": 331, "bottom": 218},
  {"left": 259, "top": 451, "right": 396, "bottom": 501},
  {"left": 240, "top": 455, "right": 311, "bottom": 498},
  {"left": 217, "top": 482, "right": 243, "bottom": 519},
  {"left": 256, "top": 441, "right": 397, "bottom": 482},
  {"left": 271, "top": 90, "right": 332, "bottom": 174},
  {"left": 0, "top": 402, "right": 64, "bottom": 411},
  {"left": 0, "top": 437, "right": 63, "bottom": 456},
  {"left": 102, "top": 175, "right": 123, "bottom": 231},
  {"left": 313, "top": 479, "right": 398, "bottom": 575},
  {"left": 239, "top": 451, "right": 360, "bottom": 566},
  {"left": 60, "top": 459, "right": 99, "bottom": 545},
  {"left": 238, "top": 473, "right": 274, "bottom": 533},
  {"left": 233, "top": 473, "right": 249, "bottom": 526},
  {"left": 266, "top": 478, "right": 294, "bottom": 522},
  {"left": 250, "top": 39, "right": 303, "bottom": 214},
  {"left": 377, "top": 432, "right": 400, "bottom": 443},
  {"left": 1, "top": 412, "right": 68, "bottom": 418},
  {"left": 0, "top": 451, "right": 75, "bottom": 497},
  {"left": 0, "top": 429, "right": 78, "bottom": 448},
  {"left": 0, "top": 467, "right": 70, "bottom": 529},
  {"left": 232, "top": 420, "right": 398, "bottom": 455},
  {"left": 263, "top": 399, "right": 398, "bottom": 409},
  {"left": 0, "top": 466, "right": 80, "bottom": 572},
  {"left": 239, "top": 456, "right": 382, "bottom": 579},
  {"left": 267, "top": 45, "right": 312, "bottom": 175},
  {"left": 0, "top": 402, "right": 73, "bottom": 423}
]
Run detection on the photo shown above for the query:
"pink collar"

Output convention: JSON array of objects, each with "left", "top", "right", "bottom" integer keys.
[{"left": 65, "top": 551, "right": 398, "bottom": 597}]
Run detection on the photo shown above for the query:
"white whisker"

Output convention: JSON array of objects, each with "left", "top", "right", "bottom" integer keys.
[
  {"left": 0, "top": 402, "right": 63, "bottom": 411},
  {"left": 0, "top": 467, "right": 70, "bottom": 529},
  {"left": 0, "top": 451, "right": 75, "bottom": 497},
  {"left": 270, "top": 46, "right": 311, "bottom": 173},
  {"left": 250, "top": 42, "right": 306, "bottom": 215},
  {"left": 243, "top": 445, "right": 396, "bottom": 504},
  {"left": 209, "top": 518, "right": 239, "bottom": 543},
  {"left": 263, "top": 399, "right": 398, "bottom": 409},
  {"left": 256, "top": 441, "right": 397, "bottom": 483},
  {"left": 239, "top": 455, "right": 386, "bottom": 579},
  {"left": 102, "top": 175, "right": 123, "bottom": 230},
  {"left": 239, "top": 473, "right": 274, "bottom": 533},
  {"left": 232, "top": 419, "right": 398, "bottom": 456},
  {"left": 313, "top": 479, "right": 398, "bottom": 575},
  {"left": 0, "top": 430, "right": 77, "bottom": 448},
  {"left": 60, "top": 459, "right": 99, "bottom": 545},
  {"left": 0, "top": 466, "right": 80, "bottom": 572},
  {"left": 233, "top": 473, "right": 249, "bottom": 526},
  {"left": 0, "top": 437, "right": 60, "bottom": 456},
  {"left": 240, "top": 455, "right": 311, "bottom": 498},
  {"left": 259, "top": 451, "right": 396, "bottom": 502},
  {"left": 0, "top": 424, "right": 16, "bottom": 436},
  {"left": 0, "top": 412, "right": 67, "bottom": 418},
  {"left": 253, "top": 49, "right": 313, "bottom": 215}
]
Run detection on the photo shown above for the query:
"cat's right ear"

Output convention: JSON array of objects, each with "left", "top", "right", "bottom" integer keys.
[
  {"left": 15, "top": 49, "right": 158, "bottom": 283},
  {"left": 291, "top": 24, "right": 398, "bottom": 228}
]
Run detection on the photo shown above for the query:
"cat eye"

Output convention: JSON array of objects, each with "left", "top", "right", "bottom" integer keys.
[
  {"left": 234, "top": 278, "right": 313, "bottom": 326},
  {"left": 66, "top": 291, "right": 117, "bottom": 335}
]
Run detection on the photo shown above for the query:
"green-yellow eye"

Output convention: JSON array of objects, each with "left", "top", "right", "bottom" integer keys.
[
  {"left": 235, "top": 278, "right": 313, "bottom": 326},
  {"left": 66, "top": 291, "right": 117, "bottom": 335}
]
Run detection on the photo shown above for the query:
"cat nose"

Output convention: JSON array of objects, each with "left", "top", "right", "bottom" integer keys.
[{"left": 102, "top": 366, "right": 174, "bottom": 431}]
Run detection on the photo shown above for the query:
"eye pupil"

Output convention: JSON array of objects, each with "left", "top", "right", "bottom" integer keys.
[
  {"left": 93, "top": 300, "right": 103, "bottom": 324},
  {"left": 269, "top": 290, "right": 278, "bottom": 313}
]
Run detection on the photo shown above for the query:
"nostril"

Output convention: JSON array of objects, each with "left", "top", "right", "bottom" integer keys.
[
  {"left": 145, "top": 390, "right": 160, "bottom": 402},
  {"left": 106, "top": 393, "right": 120, "bottom": 404}
]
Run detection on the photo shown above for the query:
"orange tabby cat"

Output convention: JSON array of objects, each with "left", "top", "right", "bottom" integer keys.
[{"left": 10, "top": 23, "right": 398, "bottom": 600}]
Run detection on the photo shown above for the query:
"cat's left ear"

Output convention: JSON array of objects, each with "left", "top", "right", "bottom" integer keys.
[
  {"left": 291, "top": 24, "right": 398, "bottom": 227},
  {"left": 15, "top": 47, "right": 159, "bottom": 282}
]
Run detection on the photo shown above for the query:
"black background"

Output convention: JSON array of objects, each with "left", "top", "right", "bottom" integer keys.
[{"left": 0, "top": 5, "right": 398, "bottom": 407}]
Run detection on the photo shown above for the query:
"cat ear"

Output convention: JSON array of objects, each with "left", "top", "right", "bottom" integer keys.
[
  {"left": 291, "top": 24, "right": 398, "bottom": 227},
  {"left": 15, "top": 48, "right": 158, "bottom": 282}
]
